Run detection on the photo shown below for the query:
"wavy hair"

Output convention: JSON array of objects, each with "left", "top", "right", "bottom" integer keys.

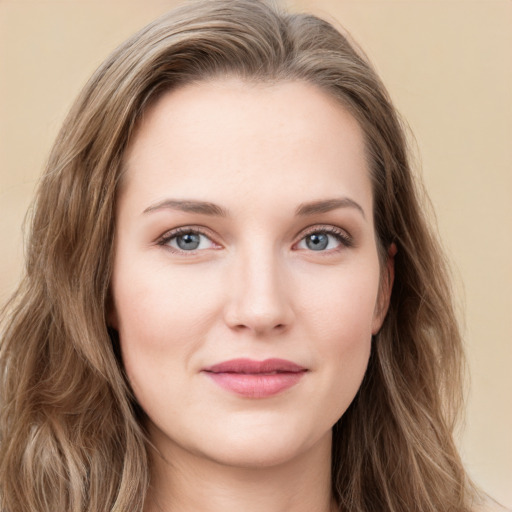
[{"left": 1, "top": 1, "right": 478, "bottom": 510}]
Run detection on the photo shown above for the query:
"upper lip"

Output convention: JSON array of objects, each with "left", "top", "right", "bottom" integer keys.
[{"left": 203, "top": 358, "right": 307, "bottom": 374}]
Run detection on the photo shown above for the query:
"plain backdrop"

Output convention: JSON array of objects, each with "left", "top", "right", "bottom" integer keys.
[{"left": 0, "top": 0, "right": 511, "bottom": 507}]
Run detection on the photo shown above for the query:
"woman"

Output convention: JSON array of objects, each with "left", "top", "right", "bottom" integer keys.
[{"left": 0, "top": 1, "right": 502, "bottom": 511}]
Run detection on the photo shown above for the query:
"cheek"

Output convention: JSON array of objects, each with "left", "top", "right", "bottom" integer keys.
[
  {"left": 113, "top": 256, "right": 219, "bottom": 342},
  {"left": 297, "top": 259, "right": 380, "bottom": 343},
  {"left": 110, "top": 257, "right": 222, "bottom": 397},
  {"left": 296, "top": 262, "right": 379, "bottom": 410}
]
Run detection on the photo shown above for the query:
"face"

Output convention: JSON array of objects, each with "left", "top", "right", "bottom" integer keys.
[{"left": 110, "top": 79, "right": 392, "bottom": 469}]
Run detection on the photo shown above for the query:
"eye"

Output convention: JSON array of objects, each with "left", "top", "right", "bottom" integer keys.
[
  {"left": 295, "top": 227, "right": 352, "bottom": 252},
  {"left": 159, "top": 228, "right": 218, "bottom": 252}
]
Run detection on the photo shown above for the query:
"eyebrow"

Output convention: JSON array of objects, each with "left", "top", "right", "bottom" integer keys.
[
  {"left": 295, "top": 197, "right": 366, "bottom": 219},
  {"left": 142, "top": 197, "right": 365, "bottom": 219},
  {"left": 143, "top": 199, "right": 229, "bottom": 217}
]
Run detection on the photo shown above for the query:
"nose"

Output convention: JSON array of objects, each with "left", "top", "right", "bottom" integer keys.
[{"left": 223, "top": 249, "right": 295, "bottom": 336}]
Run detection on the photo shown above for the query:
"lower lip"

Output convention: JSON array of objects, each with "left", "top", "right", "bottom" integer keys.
[{"left": 204, "top": 371, "right": 306, "bottom": 398}]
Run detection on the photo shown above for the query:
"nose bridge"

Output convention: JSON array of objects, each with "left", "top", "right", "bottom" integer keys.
[{"left": 224, "top": 239, "right": 293, "bottom": 334}]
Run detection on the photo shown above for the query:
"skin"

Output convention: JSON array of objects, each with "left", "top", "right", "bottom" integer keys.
[{"left": 110, "top": 79, "right": 394, "bottom": 512}]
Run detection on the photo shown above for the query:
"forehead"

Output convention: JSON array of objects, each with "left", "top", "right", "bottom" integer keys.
[{"left": 120, "top": 79, "right": 372, "bottom": 218}]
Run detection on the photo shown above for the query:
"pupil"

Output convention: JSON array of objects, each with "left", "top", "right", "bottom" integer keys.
[
  {"left": 306, "top": 233, "right": 328, "bottom": 251},
  {"left": 177, "top": 233, "right": 200, "bottom": 250}
]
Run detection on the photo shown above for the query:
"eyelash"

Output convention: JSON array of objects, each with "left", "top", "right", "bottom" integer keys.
[
  {"left": 157, "top": 225, "right": 353, "bottom": 254},
  {"left": 299, "top": 226, "right": 354, "bottom": 251},
  {"left": 157, "top": 227, "right": 217, "bottom": 253}
]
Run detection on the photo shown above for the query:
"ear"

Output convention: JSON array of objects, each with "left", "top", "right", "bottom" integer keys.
[{"left": 372, "top": 242, "right": 397, "bottom": 335}]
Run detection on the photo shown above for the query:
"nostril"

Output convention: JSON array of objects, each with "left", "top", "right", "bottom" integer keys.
[
  {"left": 222, "top": 278, "right": 295, "bottom": 334},
  {"left": 229, "top": 321, "right": 288, "bottom": 335}
]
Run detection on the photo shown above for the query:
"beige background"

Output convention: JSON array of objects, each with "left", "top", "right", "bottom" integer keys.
[{"left": 1, "top": 0, "right": 510, "bottom": 506}]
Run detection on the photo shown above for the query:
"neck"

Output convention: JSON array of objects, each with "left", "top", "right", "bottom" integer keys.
[{"left": 145, "top": 431, "right": 335, "bottom": 512}]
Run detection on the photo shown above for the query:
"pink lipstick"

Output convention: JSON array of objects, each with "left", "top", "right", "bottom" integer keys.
[{"left": 202, "top": 358, "right": 307, "bottom": 398}]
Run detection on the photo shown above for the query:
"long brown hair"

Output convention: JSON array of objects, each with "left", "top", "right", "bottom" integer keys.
[{"left": 1, "top": 1, "right": 477, "bottom": 510}]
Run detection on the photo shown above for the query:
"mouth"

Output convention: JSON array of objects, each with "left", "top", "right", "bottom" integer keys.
[{"left": 201, "top": 358, "right": 308, "bottom": 398}]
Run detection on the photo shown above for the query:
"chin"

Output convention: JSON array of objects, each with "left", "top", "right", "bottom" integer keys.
[
  {"left": 199, "top": 438, "right": 324, "bottom": 470},
  {"left": 188, "top": 419, "right": 334, "bottom": 470}
]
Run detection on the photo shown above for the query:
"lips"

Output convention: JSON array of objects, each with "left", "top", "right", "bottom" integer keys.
[{"left": 202, "top": 358, "right": 307, "bottom": 398}]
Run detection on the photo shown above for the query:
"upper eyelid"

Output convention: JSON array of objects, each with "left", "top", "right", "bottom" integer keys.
[
  {"left": 158, "top": 225, "right": 216, "bottom": 241},
  {"left": 299, "top": 224, "right": 350, "bottom": 236},
  {"left": 158, "top": 223, "right": 350, "bottom": 239},
  {"left": 297, "top": 224, "right": 353, "bottom": 243}
]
